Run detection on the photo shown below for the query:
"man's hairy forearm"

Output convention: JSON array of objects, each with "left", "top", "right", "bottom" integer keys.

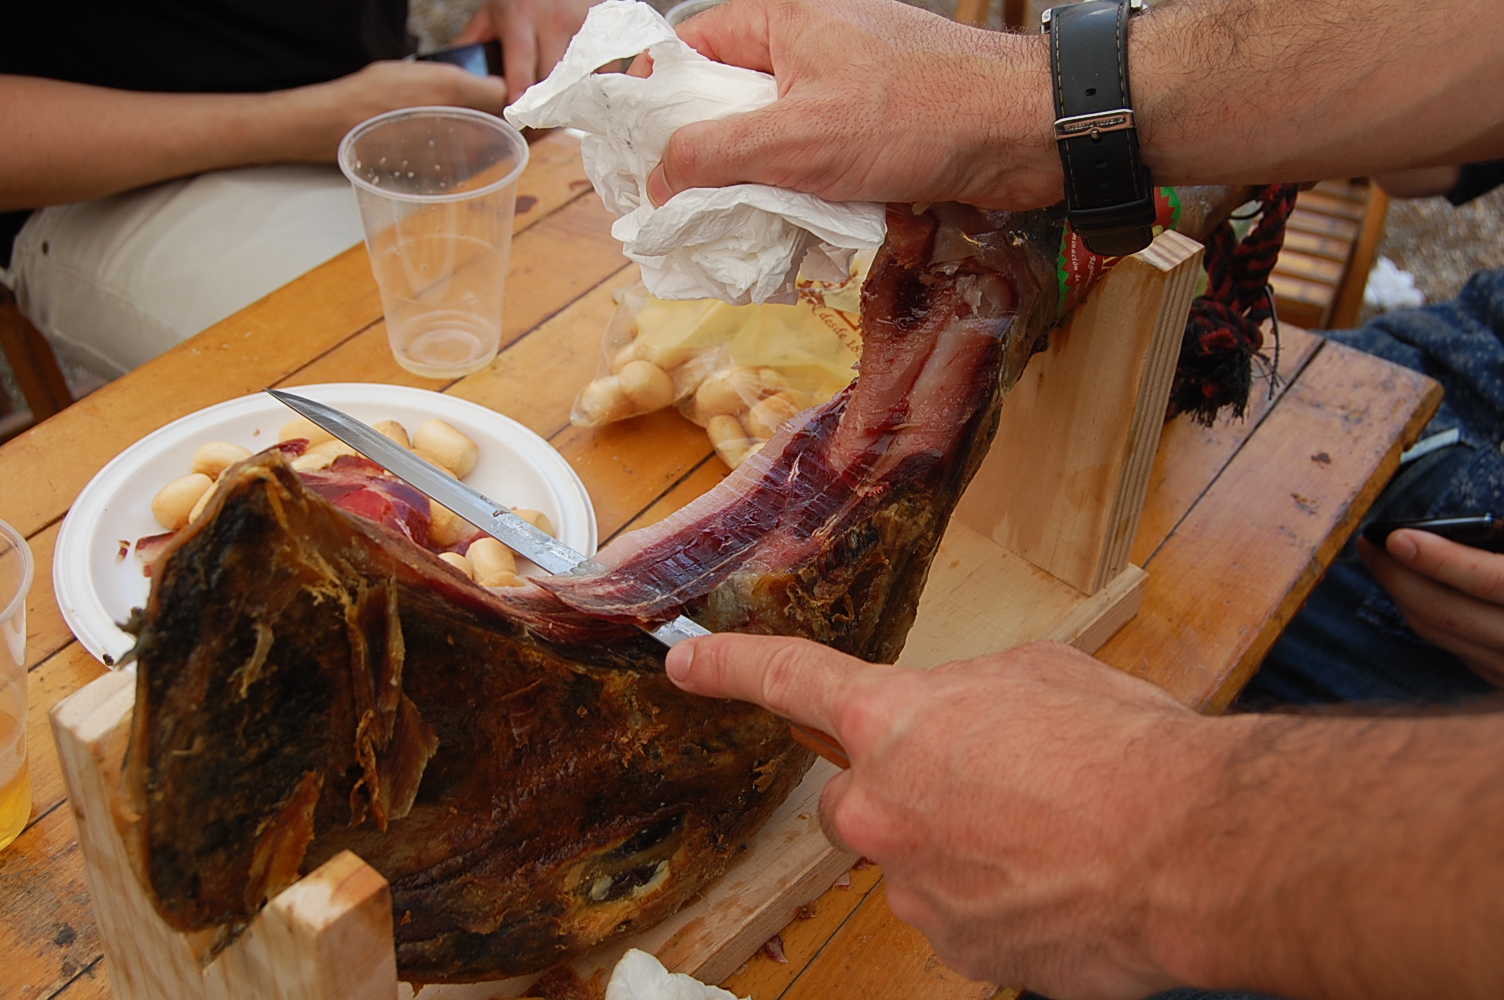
[
  {"left": 1130, "top": 0, "right": 1504, "bottom": 185},
  {"left": 0, "top": 75, "right": 333, "bottom": 211},
  {"left": 1148, "top": 709, "right": 1504, "bottom": 998}
]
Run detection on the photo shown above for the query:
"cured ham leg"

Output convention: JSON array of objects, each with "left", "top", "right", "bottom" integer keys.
[{"left": 126, "top": 194, "right": 1239, "bottom": 981}]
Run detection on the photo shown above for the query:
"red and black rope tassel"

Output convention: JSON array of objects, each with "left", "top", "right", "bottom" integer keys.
[{"left": 1166, "top": 184, "right": 1300, "bottom": 426}]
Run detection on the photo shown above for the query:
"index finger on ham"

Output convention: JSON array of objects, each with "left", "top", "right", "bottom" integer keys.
[{"left": 670, "top": 633, "right": 862, "bottom": 736}]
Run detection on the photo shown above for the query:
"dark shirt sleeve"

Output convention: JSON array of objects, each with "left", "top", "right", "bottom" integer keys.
[
  {"left": 1446, "top": 161, "right": 1504, "bottom": 207},
  {"left": 0, "top": 0, "right": 411, "bottom": 94}
]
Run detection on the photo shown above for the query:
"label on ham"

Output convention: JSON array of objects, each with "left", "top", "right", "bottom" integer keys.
[{"left": 1056, "top": 187, "right": 1183, "bottom": 316}]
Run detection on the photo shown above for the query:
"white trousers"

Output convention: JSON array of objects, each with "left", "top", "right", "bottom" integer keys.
[{"left": 4, "top": 165, "right": 366, "bottom": 377}]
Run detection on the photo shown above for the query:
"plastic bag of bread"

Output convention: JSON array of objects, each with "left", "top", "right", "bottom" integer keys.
[{"left": 572, "top": 253, "right": 871, "bottom": 468}]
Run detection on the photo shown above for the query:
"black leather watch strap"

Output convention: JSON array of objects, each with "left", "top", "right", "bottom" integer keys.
[{"left": 1045, "top": 0, "right": 1156, "bottom": 257}]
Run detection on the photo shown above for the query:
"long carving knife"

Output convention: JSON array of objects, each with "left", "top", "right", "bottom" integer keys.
[{"left": 265, "top": 388, "right": 850, "bottom": 766}]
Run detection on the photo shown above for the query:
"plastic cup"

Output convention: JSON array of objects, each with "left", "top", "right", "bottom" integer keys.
[
  {"left": 0, "top": 519, "right": 33, "bottom": 852},
  {"left": 339, "top": 107, "right": 530, "bottom": 379}
]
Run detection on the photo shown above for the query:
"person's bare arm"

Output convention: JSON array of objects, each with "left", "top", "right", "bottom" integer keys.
[
  {"left": 646, "top": 0, "right": 1504, "bottom": 211},
  {"left": 0, "top": 62, "right": 508, "bottom": 211},
  {"left": 664, "top": 633, "right": 1504, "bottom": 1000},
  {"left": 1132, "top": 0, "right": 1503, "bottom": 187}
]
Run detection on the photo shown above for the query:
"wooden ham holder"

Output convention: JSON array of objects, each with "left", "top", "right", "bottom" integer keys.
[{"left": 50, "top": 231, "right": 1203, "bottom": 1000}]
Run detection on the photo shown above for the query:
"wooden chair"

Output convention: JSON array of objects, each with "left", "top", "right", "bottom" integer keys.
[
  {"left": 0, "top": 283, "right": 73, "bottom": 439},
  {"left": 1271, "top": 178, "right": 1390, "bottom": 330}
]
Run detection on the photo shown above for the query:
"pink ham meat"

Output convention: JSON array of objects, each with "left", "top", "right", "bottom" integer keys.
[{"left": 300, "top": 455, "right": 433, "bottom": 550}]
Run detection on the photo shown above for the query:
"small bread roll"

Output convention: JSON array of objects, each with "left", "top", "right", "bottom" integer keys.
[
  {"left": 609, "top": 340, "right": 644, "bottom": 375},
  {"left": 429, "top": 502, "right": 471, "bottom": 548},
  {"left": 636, "top": 340, "right": 697, "bottom": 370},
  {"left": 413, "top": 450, "right": 458, "bottom": 477},
  {"left": 187, "top": 481, "right": 219, "bottom": 523},
  {"left": 308, "top": 439, "right": 361, "bottom": 461},
  {"left": 373, "top": 420, "right": 411, "bottom": 448},
  {"left": 152, "top": 473, "right": 214, "bottom": 530},
  {"left": 695, "top": 369, "right": 760, "bottom": 418},
  {"left": 618, "top": 360, "right": 675, "bottom": 412},
  {"left": 278, "top": 416, "right": 335, "bottom": 446},
  {"left": 577, "top": 376, "right": 633, "bottom": 425},
  {"left": 191, "top": 441, "right": 252, "bottom": 480},
  {"left": 468, "top": 537, "right": 518, "bottom": 584},
  {"left": 482, "top": 570, "right": 525, "bottom": 589},
  {"left": 706, "top": 414, "right": 753, "bottom": 469},
  {"left": 290, "top": 452, "right": 334, "bottom": 473},
  {"left": 746, "top": 392, "right": 802, "bottom": 440},
  {"left": 510, "top": 508, "right": 555, "bottom": 538},
  {"left": 438, "top": 551, "right": 475, "bottom": 579},
  {"left": 413, "top": 420, "right": 479, "bottom": 478}
]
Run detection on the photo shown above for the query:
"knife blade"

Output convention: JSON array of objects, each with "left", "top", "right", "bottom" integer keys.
[
  {"left": 264, "top": 388, "right": 710, "bottom": 647},
  {"left": 264, "top": 388, "right": 850, "bottom": 768}
]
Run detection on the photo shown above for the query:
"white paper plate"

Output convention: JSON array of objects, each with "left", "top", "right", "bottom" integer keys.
[{"left": 54, "top": 383, "right": 597, "bottom": 666}]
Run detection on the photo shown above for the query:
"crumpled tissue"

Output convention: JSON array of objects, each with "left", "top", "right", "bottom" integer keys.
[
  {"left": 605, "top": 948, "right": 747, "bottom": 1000},
  {"left": 1363, "top": 256, "right": 1426, "bottom": 312},
  {"left": 504, "top": 0, "right": 887, "bottom": 305}
]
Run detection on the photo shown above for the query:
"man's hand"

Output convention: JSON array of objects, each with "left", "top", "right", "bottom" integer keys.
[
  {"left": 453, "top": 0, "right": 595, "bottom": 104},
  {"left": 666, "top": 634, "right": 1207, "bottom": 998},
  {"left": 1363, "top": 530, "right": 1504, "bottom": 686},
  {"left": 665, "top": 632, "right": 1504, "bottom": 1000},
  {"left": 644, "top": 0, "right": 1062, "bottom": 212}
]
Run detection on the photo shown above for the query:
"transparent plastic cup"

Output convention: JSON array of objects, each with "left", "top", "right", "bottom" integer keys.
[
  {"left": 0, "top": 519, "right": 33, "bottom": 852},
  {"left": 339, "top": 107, "right": 530, "bottom": 379}
]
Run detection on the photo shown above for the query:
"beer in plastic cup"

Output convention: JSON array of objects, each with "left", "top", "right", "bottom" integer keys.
[{"left": 0, "top": 519, "right": 33, "bottom": 851}]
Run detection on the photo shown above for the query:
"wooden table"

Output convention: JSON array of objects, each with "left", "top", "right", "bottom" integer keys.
[{"left": 0, "top": 131, "right": 1440, "bottom": 1000}]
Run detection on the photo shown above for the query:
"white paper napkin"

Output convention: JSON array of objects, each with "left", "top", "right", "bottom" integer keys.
[
  {"left": 505, "top": 0, "right": 887, "bottom": 304},
  {"left": 605, "top": 948, "right": 748, "bottom": 1000}
]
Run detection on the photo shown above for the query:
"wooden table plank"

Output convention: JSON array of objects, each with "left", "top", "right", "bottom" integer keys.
[
  {"left": 1131, "top": 325, "right": 1322, "bottom": 566},
  {"left": 778, "top": 883, "right": 994, "bottom": 1000},
  {"left": 0, "top": 803, "right": 103, "bottom": 1000},
  {"left": 719, "top": 862, "right": 883, "bottom": 999},
  {"left": 1099, "top": 338, "right": 1442, "bottom": 710}
]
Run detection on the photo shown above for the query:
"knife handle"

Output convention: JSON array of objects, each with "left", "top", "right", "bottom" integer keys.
[{"left": 791, "top": 724, "right": 849, "bottom": 769}]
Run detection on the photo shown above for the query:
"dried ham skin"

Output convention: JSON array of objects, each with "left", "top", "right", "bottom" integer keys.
[
  {"left": 126, "top": 458, "right": 810, "bottom": 981},
  {"left": 126, "top": 195, "right": 1238, "bottom": 982}
]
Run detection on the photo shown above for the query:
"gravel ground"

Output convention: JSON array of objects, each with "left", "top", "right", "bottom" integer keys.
[{"left": 3, "top": 2, "right": 1501, "bottom": 419}]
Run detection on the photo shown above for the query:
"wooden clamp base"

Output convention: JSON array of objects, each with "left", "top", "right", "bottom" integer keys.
[
  {"left": 906, "top": 230, "right": 1204, "bottom": 662},
  {"left": 49, "top": 231, "right": 1203, "bottom": 1000}
]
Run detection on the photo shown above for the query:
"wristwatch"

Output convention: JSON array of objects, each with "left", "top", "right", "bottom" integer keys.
[{"left": 1043, "top": 0, "right": 1156, "bottom": 257}]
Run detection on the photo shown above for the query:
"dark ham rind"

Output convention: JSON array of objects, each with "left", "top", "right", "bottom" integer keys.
[{"left": 126, "top": 458, "right": 809, "bottom": 981}]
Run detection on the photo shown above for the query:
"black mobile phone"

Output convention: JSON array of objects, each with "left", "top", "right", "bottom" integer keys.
[
  {"left": 416, "top": 40, "right": 503, "bottom": 77},
  {"left": 1362, "top": 515, "right": 1504, "bottom": 553}
]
